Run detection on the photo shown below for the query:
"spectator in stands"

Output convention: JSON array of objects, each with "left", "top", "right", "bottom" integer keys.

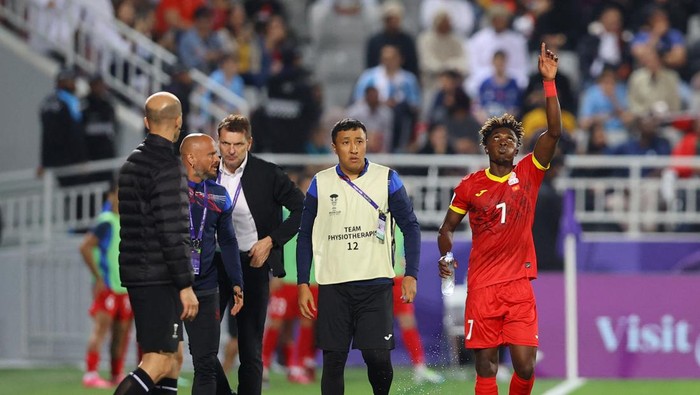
[
  {"left": 353, "top": 44, "right": 421, "bottom": 152},
  {"left": 38, "top": 68, "right": 88, "bottom": 186},
  {"left": 427, "top": 70, "right": 480, "bottom": 154},
  {"left": 164, "top": 63, "right": 195, "bottom": 154},
  {"left": 309, "top": 0, "right": 380, "bottom": 109},
  {"left": 256, "top": 46, "right": 321, "bottom": 153},
  {"left": 79, "top": 182, "right": 132, "bottom": 389},
  {"left": 578, "top": 65, "right": 634, "bottom": 146},
  {"left": 346, "top": 86, "right": 394, "bottom": 153},
  {"left": 154, "top": 0, "right": 206, "bottom": 38},
  {"left": 304, "top": 123, "right": 333, "bottom": 155},
  {"left": 628, "top": 46, "right": 682, "bottom": 116},
  {"left": 28, "top": 0, "right": 81, "bottom": 64},
  {"left": 259, "top": 14, "right": 296, "bottom": 87},
  {"left": 475, "top": 50, "right": 523, "bottom": 123},
  {"left": 420, "top": 0, "right": 476, "bottom": 38},
  {"left": 417, "top": 123, "right": 455, "bottom": 155},
  {"left": 200, "top": 53, "right": 246, "bottom": 121},
  {"left": 577, "top": 5, "right": 634, "bottom": 87},
  {"left": 178, "top": 6, "right": 224, "bottom": 73},
  {"left": 417, "top": 11, "right": 468, "bottom": 90},
  {"left": 524, "top": 0, "right": 580, "bottom": 52},
  {"left": 366, "top": 2, "right": 419, "bottom": 79},
  {"left": 466, "top": 4, "right": 529, "bottom": 98},
  {"left": 610, "top": 114, "right": 671, "bottom": 177},
  {"left": 631, "top": 5, "right": 687, "bottom": 73},
  {"left": 82, "top": 75, "right": 119, "bottom": 183},
  {"left": 217, "top": 3, "right": 263, "bottom": 87}
]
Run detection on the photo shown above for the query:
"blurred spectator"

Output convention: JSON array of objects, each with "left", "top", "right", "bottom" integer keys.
[
  {"left": 353, "top": 44, "right": 421, "bottom": 152},
  {"left": 628, "top": 47, "right": 682, "bottom": 116},
  {"left": 309, "top": 0, "right": 380, "bottom": 108},
  {"left": 610, "top": 114, "right": 672, "bottom": 176},
  {"left": 82, "top": 75, "right": 118, "bottom": 183},
  {"left": 28, "top": 0, "right": 81, "bottom": 64},
  {"left": 670, "top": 117, "right": 700, "bottom": 179},
  {"left": 217, "top": 3, "right": 263, "bottom": 87},
  {"left": 39, "top": 68, "right": 87, "bottom": 186},
  {"left": 304, "top": 123, "right": 332, "bottom": 155},
  {"left": 164, "top": 63, "right": 195, "bottom": 153},
  {"left": 366, "top": 1, "right": 419, "bottom": 79},
  {"left": 420, "top": 0, "right": 476, "bottom": 38},
  {"left": 154, "top": 0, "right": 206, "bottom": 37},
  {"left": 466, "top": 5, "right": 529, "bottom": 97},
  {"left": 475, "top": 50, "right": 522, "bottom": 123},
  {"left": 260, "top": 14, "right": 296, "bottom": 87},
  {"left": 178, "top": 6, "right": 224, "bottom": 73},
  {"left": 426, "top": 70, "right": 480, "bottom": 154},
  {"left": 417, "top": 123, "right": 455, "bottom": 155},
  {"left": 578, "top": 66, "right": 633, "bottom": 146},
  {"left": 521, "top": 106, "right": 577, "bottom": 154},
  {"left": 200, "top": 53, "right": 246, "bottom": 121},
  {"left": 245, "top": 0, "right": 286, "bottom": 32},
  {"left": 577, "top": 5, "right": 634, "bottom": 87},
  {"left": 533, "top": 156, "right": 564, "bottom": 271},
  {"left": 256, "top": 46, "right": 321, "bottom": 153},
  {"left": 524, "top": 0, "right": 581, "bottom": 52},
  {"left": 630, "top": 0, "right": 698, "bottom": 35},
  {"left": 210, "top": 0, "right": 232, "bottom": 30},
  {"left": 347, "top": 86, "right": 394, "bottom": 153},
  {"left": 417, "top": 11, "right": 468, "bottom": 90},
  {"left": 631, "top": 6, "right": 687, "bottom": 72},
  {"left": 575, "top": 121, "right": 612, "bottom": 175}
]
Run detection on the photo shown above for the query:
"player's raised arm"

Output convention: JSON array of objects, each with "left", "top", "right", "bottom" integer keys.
[{"left": 532, "top": 42, "right": 562, "bottom": 168}]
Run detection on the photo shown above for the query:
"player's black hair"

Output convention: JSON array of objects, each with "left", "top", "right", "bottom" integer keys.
[
  {"left": 331, "top": 118, "right": 367, "bottom": 144},
  {"left": 478, "top": 113, "right": 524, "bottom": 147}
]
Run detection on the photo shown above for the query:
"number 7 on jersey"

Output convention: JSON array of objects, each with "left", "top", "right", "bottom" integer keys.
[{"left": 496, "top": 202, "right": 506, "bottom": 224}]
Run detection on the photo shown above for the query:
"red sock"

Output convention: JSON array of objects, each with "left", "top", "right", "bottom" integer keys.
[
  {"left": 283, "top": 342, "right": 294, "bottom": 368},
  {"left": 475, "top": 375, "right": 498, "bottom": 395},
  {"left": 262, "top": 327, "right": 280, "bottom": 368},
  {"left": 297, "top": 325, "right": 315, "bottom": 364},
  {"left": 401, "top": 327, "right": 425, "bottom": 365},
  {"left": 86, "top": 350, "right": 100, "bottom": 373},
  {"left": 111, "top": 357, "right": 124, "bottom": 379},
  {"left": 509, "top": 373, "right": 534, "bottom": 395}
]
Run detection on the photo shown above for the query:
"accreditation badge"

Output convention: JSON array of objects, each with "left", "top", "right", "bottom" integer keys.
[{"left": 376, "top": 210, "right": 387, "bottom": 244}]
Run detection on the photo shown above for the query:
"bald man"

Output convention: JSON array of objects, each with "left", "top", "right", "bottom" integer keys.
[
  {"left": 180, "top": 133, "right": 244, "bottom": 394},
  {"left": 115, "top": 92, "right": 199, "bottom": 395}
]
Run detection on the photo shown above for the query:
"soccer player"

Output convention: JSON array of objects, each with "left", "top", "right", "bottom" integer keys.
[
  {"left": 297, "top": 118, "right": 421, "bottom": 395},
  {"left": 79, "top": 182, "right": 132, "bottom": 388},
  {"left": 437, "top": 42, "right": 561, "bottom": 395}
]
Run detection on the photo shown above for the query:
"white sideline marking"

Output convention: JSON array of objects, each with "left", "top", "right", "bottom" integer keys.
[{"left": 542, "top": 378, "right": 586, "bottom": 395}]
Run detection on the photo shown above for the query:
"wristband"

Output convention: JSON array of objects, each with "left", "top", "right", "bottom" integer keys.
[{"left": 543, "top": 79, "right": 557, "bottom": 98}]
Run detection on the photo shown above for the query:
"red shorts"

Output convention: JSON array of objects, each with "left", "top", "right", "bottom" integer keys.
[
  {"left": 89, "top": 289, "right": 133, "bottom": 321},
  {"left": 464, "top": 278, "right": 538, "bottom": 349},
  {"left": 392, "top": 276, "right": 414, "bottom": 315},
  {"left": 268, "top": 283, "right": 319, "bottom": 320}
]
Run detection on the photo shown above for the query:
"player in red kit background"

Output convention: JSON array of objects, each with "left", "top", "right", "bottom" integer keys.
[{"left": 437, "top": 42, "right": 561, "bottom": 395}]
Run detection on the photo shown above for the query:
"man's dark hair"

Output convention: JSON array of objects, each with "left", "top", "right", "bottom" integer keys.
[
  {"left": 217, "top": 114, "right": 252, "bottom": 140},
  {"left": 331, "top": 118, "right": 367, "bottom": 143},
  {"left": 478, "top": 113, "right": 524, "bottom": 147}
]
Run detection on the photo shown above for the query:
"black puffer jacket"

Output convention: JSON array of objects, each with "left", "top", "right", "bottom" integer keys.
[{"left": 118, "top": 133, "right": 193, "bottom": 289}]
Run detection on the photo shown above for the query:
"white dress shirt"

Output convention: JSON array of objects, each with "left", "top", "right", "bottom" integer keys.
[{"left": 218, "top": 154, "right": 258, "bottom": 251}]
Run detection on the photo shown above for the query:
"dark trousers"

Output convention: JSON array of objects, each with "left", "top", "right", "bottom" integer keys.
[
  {"left": 216, "top": 252, "right": 270, "bottom": 395},
  {"left": 184, "top": 291, "right": 232, "bottom": 395}
]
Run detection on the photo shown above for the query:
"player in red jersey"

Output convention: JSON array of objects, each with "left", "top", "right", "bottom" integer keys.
[{"left": 437, "top": 42, "right": 561, "bottom": 395}]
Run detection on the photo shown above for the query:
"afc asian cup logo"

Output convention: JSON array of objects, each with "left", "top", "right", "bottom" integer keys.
[{"left": 329, "top": 194, "right": 340, "bottom": 215}]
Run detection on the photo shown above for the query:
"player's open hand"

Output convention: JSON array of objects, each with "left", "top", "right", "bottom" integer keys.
[
  {"left": 230, "top": 286, "right": 244, "bottom": 316},
  {"left": 298, "top": 284, "right": 316, "bottom": 320},
  {"left": 538, "top": 42, "right": 558, "bottom": 81},
  {"left": 179, "top": 286, "right": 199, "bottom": 321},
  {"left": 401, "top": 276, "right": 417, "bottom": 303},
  {"left": 438, "top": 255, "right": 458, "bottom": 279}
]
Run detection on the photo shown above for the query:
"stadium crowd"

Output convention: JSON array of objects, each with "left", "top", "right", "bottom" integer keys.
[{"left": 25, "top": 0, "right": 700, "bottom": 163}]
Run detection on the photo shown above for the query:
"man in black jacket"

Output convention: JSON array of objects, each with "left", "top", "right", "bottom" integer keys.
[
  {"left": 215, "top": 114, "right": 304, "bottom": 395},
  {"left": 114, "top": 92, "right": 199, "bottom": 395}
]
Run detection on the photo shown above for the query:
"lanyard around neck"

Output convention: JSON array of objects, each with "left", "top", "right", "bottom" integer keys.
[
  {"left": 339, "top": 175, "right": 380, "bottom": 212},
  {"left": 189, "top": 181, "right": 208, "bottom": 243}
]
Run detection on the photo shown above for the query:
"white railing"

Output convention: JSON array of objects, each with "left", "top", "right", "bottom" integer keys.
[
  {"left": 2, "top": 154, "right": 700, "bottom": 246},
  {"left": 0, "top": 0, "right": 248, "bottom": 122}
]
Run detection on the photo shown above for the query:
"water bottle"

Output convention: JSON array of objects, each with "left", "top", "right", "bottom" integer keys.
[{"left": 441, "top": 252, "right": 455, "bottom": 296}]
